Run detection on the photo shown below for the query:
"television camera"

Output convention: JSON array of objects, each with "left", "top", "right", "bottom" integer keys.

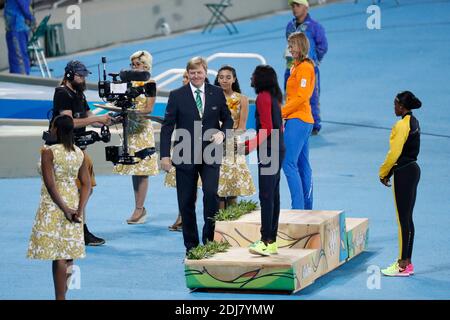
[{"left": 97, "top": 57, "right": 158, "bottom": 165}]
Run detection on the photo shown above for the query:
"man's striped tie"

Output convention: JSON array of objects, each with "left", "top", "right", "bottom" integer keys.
[{"left": 195, "top": 89, "right": 203, "bottom": 117}]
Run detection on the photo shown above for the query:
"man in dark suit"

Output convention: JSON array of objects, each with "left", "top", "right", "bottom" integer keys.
[{"left": 160, "top": 57, "right": 233, "bottom": 254}]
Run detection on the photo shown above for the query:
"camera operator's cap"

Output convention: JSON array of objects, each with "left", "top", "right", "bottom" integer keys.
[
  {"left": 65, "top": 60, "right": 91, "bottom": 77},
  {"left": 288, "top": 0, "right": 309, "bottom": 7}
]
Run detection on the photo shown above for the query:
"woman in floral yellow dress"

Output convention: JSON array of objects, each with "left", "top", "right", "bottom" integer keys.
[
  {"left": 214, "top": 65, "right": 256, "bottom": 209},
  {"left": 113, "top": 50, "right": 159, "bottom": 224},
  {"left": 27, "top": 115, "right": 91, "bottom": 300}
]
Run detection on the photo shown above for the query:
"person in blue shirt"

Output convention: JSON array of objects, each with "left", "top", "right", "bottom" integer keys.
[
  {"left": 4, "top": 0, "right": 35, "bottom": 74},
  {"left": 285, "top": 0, "right": 328, "bottom": 134}
]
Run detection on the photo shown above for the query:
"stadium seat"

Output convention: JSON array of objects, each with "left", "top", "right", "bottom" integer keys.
[
  {"left": 202, "top": 0, "right": 238, "bottom": 35},
  {"left": 27, "top": 15, "right": 52, "bottom": 78}
]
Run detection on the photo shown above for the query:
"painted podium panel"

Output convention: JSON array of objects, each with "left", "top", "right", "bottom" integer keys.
[
  {"left": 346, "top": 218, "right": 369, "bottom": 260},
  {"left": 214, "top": 210, "right": 348, "bottom": 275},
  {"left": 185, "top": 248, "right": 319, "bottom": 293}
]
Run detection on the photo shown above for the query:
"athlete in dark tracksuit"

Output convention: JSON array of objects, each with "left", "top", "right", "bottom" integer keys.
[
  {"left": 379, "top": 91, "right": 422, "bottom": 277},
  {"left": 245, "top": 65, "right": 285, "bottom": 256}
]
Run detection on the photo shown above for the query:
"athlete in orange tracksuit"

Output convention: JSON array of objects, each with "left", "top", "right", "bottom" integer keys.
[{"left": 282, "top": 32, "right": 315, "bottom": 209}]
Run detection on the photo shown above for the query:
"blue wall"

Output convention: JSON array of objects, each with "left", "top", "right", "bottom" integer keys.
[{"left": 0, "top": 99, "right": 257, "bottom": 128}]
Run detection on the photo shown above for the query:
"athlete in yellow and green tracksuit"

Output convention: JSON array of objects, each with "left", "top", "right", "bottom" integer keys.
[{"left": 379, "top": 91, "right": 422, "bottom": 277}]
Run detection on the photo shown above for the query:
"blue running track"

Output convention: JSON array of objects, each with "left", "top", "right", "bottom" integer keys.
[{"left": 1, "top": 0, "right": 449, "bottom": 299}]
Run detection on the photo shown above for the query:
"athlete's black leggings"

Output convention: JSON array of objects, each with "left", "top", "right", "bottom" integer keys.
[{"left": 393, "top": 162, "right": 420, "bottom": 260}]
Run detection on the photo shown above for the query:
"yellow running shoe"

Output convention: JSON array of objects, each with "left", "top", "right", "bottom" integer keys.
[
  {"left": 267, "top": 242, "right": 278, "bottom": 255},
  {"left": 381, "top": 261, "right": 411, "bottom": 277},
  {"left": 249, "top": 240, "right": 270, "bottom": 256}
]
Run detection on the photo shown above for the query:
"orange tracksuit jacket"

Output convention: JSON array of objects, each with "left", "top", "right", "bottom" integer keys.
[{"left": 282, "top": 58, "right": 315, "bottom": 123}]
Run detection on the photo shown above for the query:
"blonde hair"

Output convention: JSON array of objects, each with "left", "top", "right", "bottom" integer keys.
[
  {"left": 288, "top": 32, "right": 310, "bottom": 61},
  {"left": 130, "top": 50, "right": 153, "bottom": 73},
  {"left": 186, "top": 56, "right": 208, "bottom": 72},
  {"left": 182, "top": 70, "right": 189, "bottom": 85}
]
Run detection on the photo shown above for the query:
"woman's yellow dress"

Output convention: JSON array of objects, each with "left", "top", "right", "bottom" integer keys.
[
  {"left": 218, "top": 92, "right": 255, "bottom": 197},
  {"left": 27, "top": 144, "right": 86, "bottom": 260},
  {"left": 113, "top": 83, "right": 159, "bottom": 176}
]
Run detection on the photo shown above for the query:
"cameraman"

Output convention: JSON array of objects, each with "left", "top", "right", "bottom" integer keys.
[{"left": 50, "top": 60, "right": 112, "bottom": 246}]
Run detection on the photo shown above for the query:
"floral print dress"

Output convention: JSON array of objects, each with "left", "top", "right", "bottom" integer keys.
[
  {"left": 113, "top": 84, "right": 159, "bottom": 176},
  {"left": 217, "top": 92, "right": 255, "bottom": 197},
  {"left": 27, "top": 144, "right": 85, "bottom": 260}
]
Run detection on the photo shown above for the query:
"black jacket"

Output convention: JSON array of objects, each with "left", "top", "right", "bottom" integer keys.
[{"left": 160, "top": 83, "right": 233, "bottom": 169}]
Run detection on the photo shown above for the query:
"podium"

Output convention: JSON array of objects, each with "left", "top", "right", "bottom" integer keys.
[{"left": 185, "top": 210, "right": 369, "bottom": 293}]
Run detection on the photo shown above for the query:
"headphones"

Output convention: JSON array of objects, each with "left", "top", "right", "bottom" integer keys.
[{"left": 65, "top": 65, "right": 75, "bottom": 81}]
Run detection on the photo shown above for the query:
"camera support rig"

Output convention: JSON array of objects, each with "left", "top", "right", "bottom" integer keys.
[
  {"left": 105, "top": 98, "right": 136, "bottom": 165},
  {"left": 98, "top": 56, "right": 157, "bottom": 165}
]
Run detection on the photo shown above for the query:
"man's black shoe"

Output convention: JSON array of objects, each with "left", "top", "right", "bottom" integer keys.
[{"left": 84, "top": 224, "right": 105, "bottom": 246}]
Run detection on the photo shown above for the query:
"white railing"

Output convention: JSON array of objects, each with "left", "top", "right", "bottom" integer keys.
[
  {"left": 205, "top": 52, "right": 266, "bottom": 65},
  {"left": 154, "top": 52, "right": 266, "bottom": 90}
]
